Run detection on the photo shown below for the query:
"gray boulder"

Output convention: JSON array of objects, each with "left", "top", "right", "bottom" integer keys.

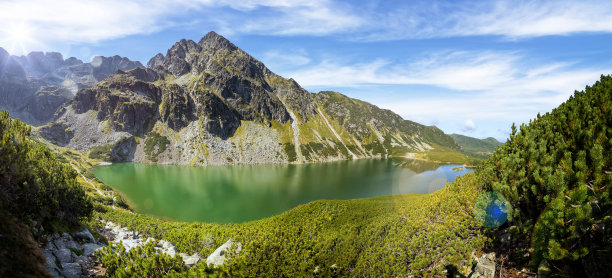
[
  {"left": 53, "top": 248, "right": 74, "bottom": 264},
  {"left": 82, "top": 243, "right": 103, "bottom": 256},
  {"left": 72, "top": 228, "right": 95, "bottom": 243},
  {"left": 61, "top": 262, "right": 82, "bottom": 278}
]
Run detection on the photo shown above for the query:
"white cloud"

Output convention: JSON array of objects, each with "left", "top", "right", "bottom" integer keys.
[
  {"left": 0, "top": 0, "right": 362, "bottom": 55},
  {"left": 2, "top": 0, "right": 612, "bottom": 56},
  {"left": 461, "top": 120, "right": 476, "bottom": 132}
]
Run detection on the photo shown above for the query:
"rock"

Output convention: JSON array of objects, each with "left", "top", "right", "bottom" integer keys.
[
  {"left": 183, "top": 253, "right": 202, "bottom": 267},
  {"left": 474, "top": 252, "right": 496, "bottom": 278},
  {"left": 160, "top": 240, "right": 173, "bottom": 249},
  {"left": 114, "top": 229, "right": 131, "bottom": 242},
  {"left": 82, "top": 243, "right": 103, "bottom": 256},
  {"left": 91, "top": 55, "right": 143, "bottom": 81},
  {"left": 72, "top": 228, "right": 95, "bottom": 243},
  {"left": 61, "top": 262, "right": 82, "bottom": 278},
  {"left": 53, "top": 233, "right": 78, "bottom": 250},
  {"left": 54, "top": 248, "right": 74, "bottom": 264},
  {"left": 0, "top": 48, "right": 142, "bottom": 126},
  {"left": 42, "top": 249, "right": 61, "bottom": 275},
  {"left": 164, "top": 246, "right": 177, "bottom": 257},
  {"left": 120, "top": 239, "right": 141, "bottom": 251},
  {"left": 206, "top": 238, "right": 242, "bottom": 268}
]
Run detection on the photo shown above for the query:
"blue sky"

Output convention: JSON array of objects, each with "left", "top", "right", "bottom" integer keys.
[{"left": 2, "top": 0, "right": 612, "bottom": 141}]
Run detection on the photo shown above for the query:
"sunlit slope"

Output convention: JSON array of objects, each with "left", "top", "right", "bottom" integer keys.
[{"left": 478, "top": 75, "right": 612, "bottom": 275}]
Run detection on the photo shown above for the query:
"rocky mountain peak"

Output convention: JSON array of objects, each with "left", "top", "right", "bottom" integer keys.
[
  {"left": 90, "top": 55, "right": 143, "bottom": 81},
  {"left": 198, "top": 31, "right": 238, "bottom": 52},
  {"left": 146, "top": 53, "right": 165, "bottom": 69}
]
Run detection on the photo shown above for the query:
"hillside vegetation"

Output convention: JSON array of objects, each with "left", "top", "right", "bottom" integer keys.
[
  {"left": 0, "top": 111, "right": 92, "bottom": 277},
  {"left": 479, "top": 75, "right": 612, "bottom": 276}
]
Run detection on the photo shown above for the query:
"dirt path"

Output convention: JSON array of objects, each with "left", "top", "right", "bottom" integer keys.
[{"left": 70, "top": 163, "right": 116, "bottom": 209}]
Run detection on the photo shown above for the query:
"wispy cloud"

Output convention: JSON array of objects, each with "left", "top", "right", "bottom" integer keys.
[
  {"left": 287, "top": 50, "right": 606, "bottom": 93},
  {"left": 360, "top": 0, "right": 612, "bottom": 40},
  {"left": 261, "top": 49, "right": 312, "bottom": 72}
]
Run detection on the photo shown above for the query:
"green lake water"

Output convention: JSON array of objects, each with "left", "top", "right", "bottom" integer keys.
[{"left": 92, "top": 158, "right": 473, "bottom": 223}]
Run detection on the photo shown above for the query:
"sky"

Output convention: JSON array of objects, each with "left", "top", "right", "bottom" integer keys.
[{"left": 1, "top": 0, "right": 612, "bottom": 141}]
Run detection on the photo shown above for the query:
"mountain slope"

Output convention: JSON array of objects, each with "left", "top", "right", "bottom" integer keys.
[
  {"left": 450, "top": 133, "right": 502, "bottom": 158},
  {"left": 0, "top": 48, "right": 142, "bottom": 125},
  {"left": 478, "top": 75, "right": 612, "bottom": 276},
  {"left": 39, "top": 31, "right": 463, "bottom": 165}
]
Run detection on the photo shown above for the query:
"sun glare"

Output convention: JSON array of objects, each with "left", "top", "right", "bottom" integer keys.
[{"left": 2, "top": 23, "right": 36, "bottom": 55}]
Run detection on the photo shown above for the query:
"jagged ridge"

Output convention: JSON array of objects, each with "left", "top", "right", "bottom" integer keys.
[{"left": 36, "top": 31, "right": 465, "bottom": 165}]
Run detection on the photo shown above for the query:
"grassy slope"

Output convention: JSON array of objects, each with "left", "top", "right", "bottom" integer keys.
[{"left": 91, "top": 173, "right": 486, "bottom": 277}]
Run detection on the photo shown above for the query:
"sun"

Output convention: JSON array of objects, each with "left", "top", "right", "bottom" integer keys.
[{"left": 2, "top": 22, "right": 36, "bottom": 55}]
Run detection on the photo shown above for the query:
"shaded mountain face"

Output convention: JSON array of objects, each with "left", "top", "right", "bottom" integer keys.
[
  {"left": 40, "top": 31, "right": 461, "bottom": 165},
  {"left": 0, "top": 47, "right": 142, "bottom": 125}
]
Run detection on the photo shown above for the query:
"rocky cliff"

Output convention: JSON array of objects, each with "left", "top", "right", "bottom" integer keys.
[
  {"left": 37, "top": 31, "right": 461, "bottom": 165},
  {"left": 0, "top": 47, "right": 142, "bottom": 125}
]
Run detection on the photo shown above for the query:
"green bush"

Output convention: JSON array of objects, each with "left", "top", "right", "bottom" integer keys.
[
  {"left": 478, "top": 75, "right": 612, "bottom": 272},
  {"left": 144, "top": 132, "right": 170, "bottom": 162},
  {"left": 0, "top": 111, "right": 92, "bottom": 231},
  {"left": 88, "top": 143, "right": 114, "bottom": 160}
]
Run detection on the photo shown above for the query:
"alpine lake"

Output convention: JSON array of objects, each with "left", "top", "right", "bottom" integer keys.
[{"left": 92, "top": 158, "right": 473, "bottom": 223}]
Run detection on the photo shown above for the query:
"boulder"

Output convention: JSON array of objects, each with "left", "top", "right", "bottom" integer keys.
[
  {"left": 474, "top": 252, "right": 496, "bottom": 278},
  {"left": 206, "top": 238, "right": 242, "bottom": 268},
  {"left": 120, "top": 239, "right": 141, "bottom": 251},
  {"left": 54, "top": 248, "right": 74, "bottom": 264},
  {"left": 61, "top": 262, "right": 82, "bottom": 278},
  {"left": 82, "top": 243, "right": 103, "bottom": 256},
  {"left": 182, "top": 253, "right": 202, "bottom": 267},
  {"left": 72, "top": 228, "right": 95, "bottom": 243}
]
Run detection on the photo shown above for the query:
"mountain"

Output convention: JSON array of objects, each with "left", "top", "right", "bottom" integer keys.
[
  {"left": 450, "top": 133, "right": 503, "bottom": 158},
  {"left": 33, "top": 31, "right": 462, "bottom": 165},
  {"left": 0, "top": 47, "right": 142, "bottom": 125}
]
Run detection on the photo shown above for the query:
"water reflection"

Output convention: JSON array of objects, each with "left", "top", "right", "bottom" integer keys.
[{"left": 93, "top": 158, "right": 473, "bottom": 223}]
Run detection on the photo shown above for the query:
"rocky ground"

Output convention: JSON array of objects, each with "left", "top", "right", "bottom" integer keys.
[{"left": 40, "top": 220, "right": 240, "bottom": 277}]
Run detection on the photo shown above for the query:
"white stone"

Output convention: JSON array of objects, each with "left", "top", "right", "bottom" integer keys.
[
  {"left": 183, "top": 253, "right": 201, "bottom": 267},
  {"left": 120, "top": 239, "right": 141, "bottom": 252},
  {"left": 206, "top": 239, "right": 241, "bottom": 268}
]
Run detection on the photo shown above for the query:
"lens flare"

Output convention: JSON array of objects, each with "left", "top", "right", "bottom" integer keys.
[{"left": 473, "top": 191, "right": 511, "bottom": 228}]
